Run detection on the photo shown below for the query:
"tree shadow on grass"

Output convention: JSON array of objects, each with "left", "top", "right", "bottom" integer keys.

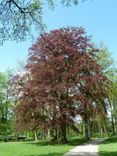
[
  {"left": 100, "top": 151, "right": 117, "bottom": 156},
  {"left": 67, "top": 137, "right": 87, "bottom": 146},
  {"left": 25, "top": 137, "right": 87, "bottom": 147},
  {"left": 27, "top": 140, "right": 52, "bottom": 146},
  {"left": 102, "top": 137, "right": 117, "bottom": 145},
  {"left": 24, "top": 152, "right": 65, "bottom": 156}
]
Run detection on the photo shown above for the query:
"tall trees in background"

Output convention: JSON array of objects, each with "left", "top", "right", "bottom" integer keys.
[
  {"left": 108, "top": 77, "right": 117, "bottom": 134},
  {"left": 14, "top": 27, "right": 109, "bottom": 142},
  {"left": 95, "top": 45, "right": 117, "bottom": 135},
  {"left": 0, "top": 70, "right": 14, "bottom": 141}
]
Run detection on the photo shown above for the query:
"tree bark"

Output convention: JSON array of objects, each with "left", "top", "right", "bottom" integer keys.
[
  {"left": 114, "top": 116, "right": 117, "bottom": 134},
  {"left": 34, "top": 130, "right": 38, "bottom": 141},
  {"left": 84, "top": 115, "right": 90, "bottom": 140},
  {"left": 59, "top": 106, "right": 67, "bottom": 143},
  {"left": 60, "top": 120, "right": 67, "bottom": 143},
  {"left": 111, "top": 114, "right": 116, "bottom": 135}
]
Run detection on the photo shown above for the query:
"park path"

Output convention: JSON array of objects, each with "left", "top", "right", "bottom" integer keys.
[{"left": 64, "top": 138, "right": 105, "bottom": 156}]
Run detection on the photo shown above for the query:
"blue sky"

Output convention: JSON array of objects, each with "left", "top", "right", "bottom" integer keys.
[{"left": 0, "top": 0, "right": 117, "bottom": 72}]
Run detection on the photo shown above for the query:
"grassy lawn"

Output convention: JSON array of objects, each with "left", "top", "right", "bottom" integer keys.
[
  {"left": 0, "top": 137, "right": 86, "bottom": 156},
  {"left": 99, "top": 137, "right": 117, "bottom": 156}
]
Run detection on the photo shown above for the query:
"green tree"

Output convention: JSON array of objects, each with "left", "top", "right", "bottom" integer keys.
[
  {"left": 95, "top": 44, "right": 114, "bottom": 75},
  {"left": 0, "top": 0, "right": 87, "bottom": 43},
  {"left": 107, "top": 71, "right": 117, "bottom": 135},
  {"left": 95, "top": 44, "right": 117, "bottom": 135},
  {"left": 0, "top": 69, "right": 14, "bottom": 141}
]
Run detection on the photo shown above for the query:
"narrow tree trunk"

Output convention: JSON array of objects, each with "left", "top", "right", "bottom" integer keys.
[
  {"left": 59, "top": 106, "right": 67, "bottom": 143},
  {"left": 109, "top": 101, "right": 116, "bottom": 135},
  {"left": 51, "top": 112, "right": 58, "bottom": 142},
  {"left": 84, "top": 115, "right": 90, "bottom": 140},
  {"left": 67, "top": 125, "right": 70, "bottom": 136},
  {"left": 15, "top": 132, "right": 19, "bottom": 141},
  {"left": 90, "top": 121, "right": 93, "bottom": 138},
  {"left": 34, "top": 130, "right": 38, "bottom": 141},
  {"left": 111, "top": 114, "right": 115, "bottom": 135},
  {"left": 47, "top": 129, "right": 50, "bottom": 138},
  {"left": 3, "top": 131, "right": 7, "bottom": 142},
  {"left": 100, "top": 127, "right": 103, "bottom": 136},
  {"left": 115, "top": 116, "right": 117, "bottom": 134}
]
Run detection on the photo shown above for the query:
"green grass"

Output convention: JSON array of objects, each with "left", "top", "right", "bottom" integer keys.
[
  {"left": 0, "top": 137, "right": 86, "bottom": 156},
  {"left": 99, "top": 137, "right": 117, "bottom": 156}
]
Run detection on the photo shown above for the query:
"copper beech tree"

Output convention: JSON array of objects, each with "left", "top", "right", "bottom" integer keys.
[{"left": 14, "top": 27, "right": 108, "bottom": 143}]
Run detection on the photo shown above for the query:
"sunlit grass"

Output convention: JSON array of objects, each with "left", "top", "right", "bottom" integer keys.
[
  {"left": 0, "top": 136, "right": 86, "bottom": 156},
  {"left": 99, "top": 137, "right": 117, "bottom": 156}
]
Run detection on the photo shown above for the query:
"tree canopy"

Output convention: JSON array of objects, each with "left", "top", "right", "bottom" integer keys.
[{"left": 0, "top": 0, "right": 87, "bottom": 43}]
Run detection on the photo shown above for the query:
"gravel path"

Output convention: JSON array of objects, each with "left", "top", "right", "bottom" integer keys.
[{"left": 64, "top": 138, "right": 105, "bottom": 156}]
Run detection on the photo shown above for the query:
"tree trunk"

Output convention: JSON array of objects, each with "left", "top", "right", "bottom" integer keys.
[
  {"left": 60, "top": 121, "right": 67, "bottom": 143},
  {"left": 115, "top": 116, "right": 117, "bottom": 134},
  {"left": 59, "top": 104, "right": 67, "bottom": 143},
  {"left": 15, "top": 132, "right": 19, "bottom": 141},
  {"left": 84, "top": 115, "right": 90, "bottom": 140},
  {"left": 109, "top": 101, "right": 116, "bottom": 135},
  {"left": 47, "top": 129, "right": 50, "bottom": 138},
  {"left": 3, "top": 131, "right": 7, "bottom": 142},
  {"left": 111, "top": 114, "right": 116, "bottom": 135},
  {"left": 90, "top": 121, "right": 93, "bottom": 138},
  {"left": 34, "top": 130, "right": 38, "bottom": 141},
  {"left": 51, "top": 112, "right": 58, "bottom": 142}
]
